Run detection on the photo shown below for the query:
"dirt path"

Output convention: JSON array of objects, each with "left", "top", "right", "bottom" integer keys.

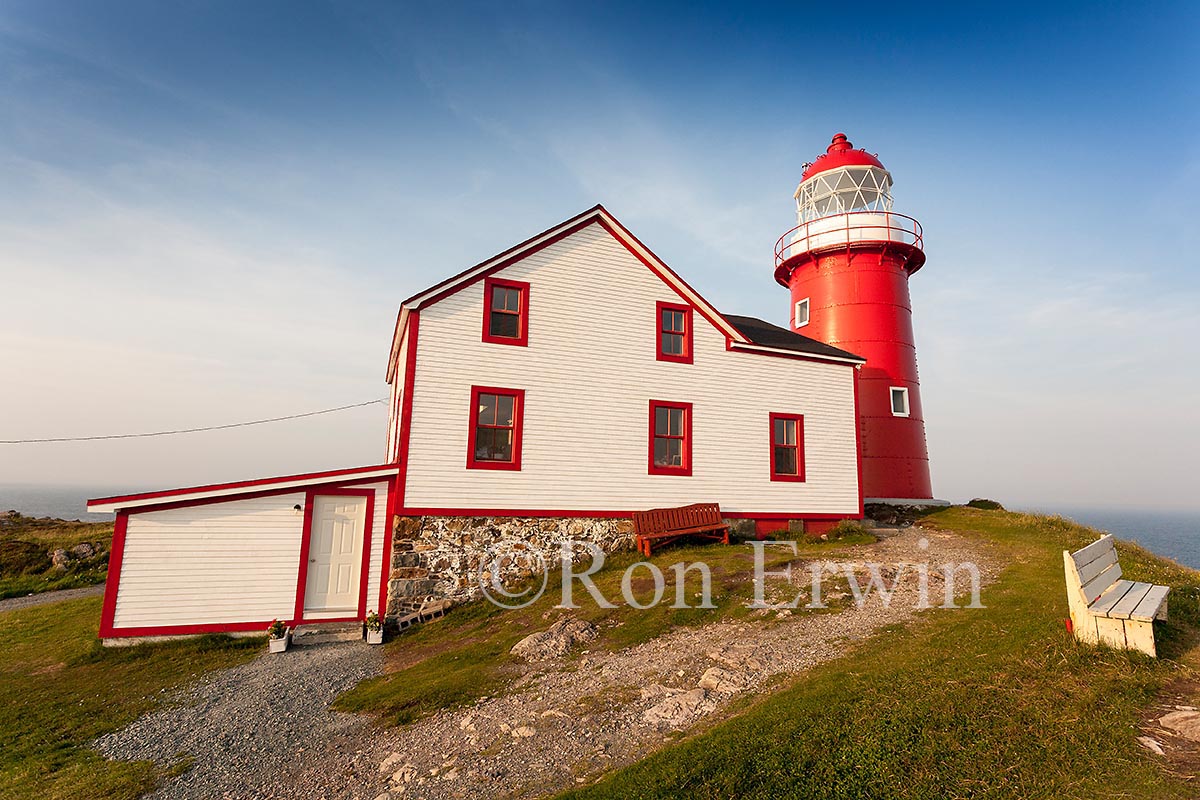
[
  {"left": 0, "top": 583, "right": 105, "bottom": 613},
  {"left": 349, "top": 526, "right": 998, "bottom": 800},
  {"left": 93, "top": 526, "right": 996, "bottom": 799}
]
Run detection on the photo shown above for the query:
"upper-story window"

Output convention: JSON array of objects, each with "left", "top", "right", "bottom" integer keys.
[
  {"left": 467, "top": 385, "right": 525, "bottom": 470},
  {"left": 482, "top": 277, "right": 530, "bottom": 347},
  {"left": 656, "top": 301, "right": 693, "bottom": 364},
  {"left": 769, "top": 413, "right": 805, "bottom": 482},
  {"left": 649, "top": 400, "right": 692, "bottom": 475},
  {"left": 794, "top": 298, "right": 810, "bottom": 328},
  {"left": 890, "top": 387, "right": 910, "bottom": 417}
]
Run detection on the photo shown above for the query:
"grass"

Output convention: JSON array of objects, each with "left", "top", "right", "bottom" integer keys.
[
  {"left": 0, "top": 513, "right": 113, "bottom": 599},
  {"left": 335, "top": 536, "right": 866, "bottom": 724},
  {"left": 0, "top": 596, "right": 260, "bottom": 800},
  {"left": 553, "top": 508, "right": 1200, "bottom": 799}
]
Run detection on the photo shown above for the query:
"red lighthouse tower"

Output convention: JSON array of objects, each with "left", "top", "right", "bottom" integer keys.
[{"left": 775, "top": 133, "right": 934, "bottom": 502}]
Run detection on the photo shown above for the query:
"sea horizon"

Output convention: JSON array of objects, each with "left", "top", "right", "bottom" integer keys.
[{"left": 3, "top": 484, "right": 1197, "bottom": 570}]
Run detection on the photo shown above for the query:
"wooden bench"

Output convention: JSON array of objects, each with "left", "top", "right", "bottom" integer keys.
[
  {"left": 1064, "top": 534, "right": 1169, "bottom": 657},
  {"left": 632, "top": 503, "right": 730, "bottom": 557}
]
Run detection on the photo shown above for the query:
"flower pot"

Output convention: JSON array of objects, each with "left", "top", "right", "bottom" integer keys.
[
  {"left": 268, "top": 634, "right": 289, "bottom": 653},
  {"left": 365, "top": 628, "right": 383, "bottom": 645}
]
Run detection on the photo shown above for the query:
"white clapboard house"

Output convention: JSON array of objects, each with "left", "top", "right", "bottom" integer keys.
[{"left": 88, "top": 205, "right": 865, "bottom": 641}]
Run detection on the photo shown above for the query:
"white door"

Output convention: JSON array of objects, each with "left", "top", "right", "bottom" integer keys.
[{"left": 304, "top": 495, "right": 366, "bottom": 617}]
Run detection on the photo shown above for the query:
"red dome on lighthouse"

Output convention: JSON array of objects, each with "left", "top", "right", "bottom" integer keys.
[{"left": 801, "top": 133, "right": 886, "bottom": 181}]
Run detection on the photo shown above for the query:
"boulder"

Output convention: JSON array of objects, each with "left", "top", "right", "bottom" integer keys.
[
  {"left": 510, "top": 618, "right": 598, "bottom": 661},
  {"left": 70, "top": 542, "right": 96, "bottom": 559},
  {"left": 51, "top": 548, "right": 71, "bottom": 571},
  {"left": 698, "top": 667, "right": 749, "bottom": 693},
  {"left": 1159, "top": 710, "right": 1200, "bottom": 742},
  {"left": 643, "top": 688, "right": 711, "bottom": 728}
]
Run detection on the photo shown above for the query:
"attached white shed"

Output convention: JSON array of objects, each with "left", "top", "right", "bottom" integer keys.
[{"left": 87, "top": 465, "right": 399, "bottom": 643}]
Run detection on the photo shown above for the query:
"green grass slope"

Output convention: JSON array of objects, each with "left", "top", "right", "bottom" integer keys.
[
  {"left": 0, "top": 596, "right": 259, "bottom": 800},
  {"left": 0, "top": 513, "right": 113, "bottom": 599},
  {"left": 556, "top": 508, "right": 1200, "bottom": 800}
]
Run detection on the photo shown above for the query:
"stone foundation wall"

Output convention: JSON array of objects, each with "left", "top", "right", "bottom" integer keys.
[{"left": 385, "top": 515, "right": 638, "bottom": 618}]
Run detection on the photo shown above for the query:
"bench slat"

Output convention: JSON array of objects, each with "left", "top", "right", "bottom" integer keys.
[
  {"left": 1127, "top": 585, "right": 1170, "bottom": 622},
  {"left": 1088, "top": 580, "right": 1136, "bottom": 616},
  {"left": 1079, "top": 561, "right": 1122, "bottom": 604},
  {"left": 1071, "top": 534, "right": 1115, "bottom": 570},
  {"left": 1106, "top": 582, "right": 1153, "bottom": 619},
  {"left": 1076, "top": 547, "right": 1119, "bottom": 585}
]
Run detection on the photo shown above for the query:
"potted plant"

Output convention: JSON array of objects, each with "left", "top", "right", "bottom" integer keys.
[
  {"left": 267, "top": 619, "right": 289, "bottom": 653},
  {"left": 364, "top": 611, "right": 384, "bottom": 645}
]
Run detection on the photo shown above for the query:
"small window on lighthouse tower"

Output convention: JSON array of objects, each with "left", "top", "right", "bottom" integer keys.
[
  {"left": 890, "top": 387, "right": 910, "bottom": 417},
  {"left": 794, "top": 298, "right": 810, "bottom": 328}
]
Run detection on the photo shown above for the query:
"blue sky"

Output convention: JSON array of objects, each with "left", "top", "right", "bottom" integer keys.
[{"left": 0, "top": 1, "right": 1197, "bottom": 510}]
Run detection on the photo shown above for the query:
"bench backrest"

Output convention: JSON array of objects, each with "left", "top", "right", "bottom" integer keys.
[
  {"left": 632, "top": 503, "right": 723, "bottom": 534},
  {"left": 1065, "top": 534, "right": 1122, "bottom": 605}
]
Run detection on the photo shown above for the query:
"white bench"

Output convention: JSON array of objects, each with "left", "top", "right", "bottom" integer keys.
[{"left": 1064, "top": 534, "right": 1169, "bottom": 657}]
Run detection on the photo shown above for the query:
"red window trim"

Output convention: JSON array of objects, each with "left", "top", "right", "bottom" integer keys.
[
  {"left": 769, "top": 412, "right": 806, "bottom": 482},
  {"left": 648, "top": 399, "right": 693, "bottom": 476},
  {"left": 481, "top": 277, "right": 530, "bottom": 347},
  {"left": 466, "top": 385, "right": 525, "bottom": 470},
  {"left": 655, "top": 301, "right": 693, "bottom": 364}
]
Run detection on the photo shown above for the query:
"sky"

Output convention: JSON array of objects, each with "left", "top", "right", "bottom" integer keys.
[{"left": 0, "top": 1, "right": 1197, "bottom": 511}]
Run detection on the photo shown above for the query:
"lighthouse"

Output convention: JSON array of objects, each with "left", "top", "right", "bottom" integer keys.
[{"left": 774, "top": 133, "right": 934, "bottom": 502}]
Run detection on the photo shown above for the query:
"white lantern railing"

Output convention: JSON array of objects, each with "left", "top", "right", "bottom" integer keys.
[{"left": 775, "top": 210, "right": 924, "bottom": 268}]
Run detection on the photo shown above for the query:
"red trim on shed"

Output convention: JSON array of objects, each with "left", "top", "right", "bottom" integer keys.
[{"left": 98, "top": 512, "right": 128, "bottom": 639}]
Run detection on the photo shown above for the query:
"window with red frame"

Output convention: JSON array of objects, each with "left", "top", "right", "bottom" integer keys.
[
  {"left": 482, "top": 277, "right": 529, "bottom": 346},
  {"left": 467, "top": 387, "right": 524, "bottom": 470},
  {"left": 656, "top": 302, "right": 692, "bottom": 363},
  {"left": 769, "top": 413, "right": 805, "bottom": 482},
  {"left": 649, "top": 400, "right": 692, "bottom": 475}
]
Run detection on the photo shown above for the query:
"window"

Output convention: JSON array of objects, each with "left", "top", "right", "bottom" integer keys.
[
  {"left": 467, "top": 386, "right": 525, "bottom": 470},
  {"left": 648, "top": 400, "right": 692, "bottom": 475},
  {"left": 794, "top": 298, "right": 810, "bottom": 328},
  {"left": 656, "top": 301, "right": 693, "bottom": 364},
  {"left": 769, "top": 413, "right": 805, "bottom": 482},
  {"left": 482, "top": 277, "right": 530, "bottom": 346},
  {"left": 890, "top": 387, "right": 910, "bottom": 417}
]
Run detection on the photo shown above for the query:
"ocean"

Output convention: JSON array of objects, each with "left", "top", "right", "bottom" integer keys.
[{"left": 1, "top": 485, "right": 1197, "bottom": 571}]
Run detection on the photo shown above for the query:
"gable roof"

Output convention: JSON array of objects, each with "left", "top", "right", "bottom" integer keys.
[
  {"left": 722, "top": 314, "right": 865, "bottom": 364},
  {"left": 386, "top": 205, "right": 750, "bottom": 381},
  {"left": 385, "top": 205, "right": 865, "bottom": 381}
]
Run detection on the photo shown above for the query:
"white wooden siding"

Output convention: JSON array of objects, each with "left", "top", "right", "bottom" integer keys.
[
  {"left": 113, "top": 481, "right": 390, "bottom": 630},
  {"left": 386, "top": 327, "right": 409, "bottom": 463},
  {"left": 401, "top": 222, "right": 859, "bottom": 515}
]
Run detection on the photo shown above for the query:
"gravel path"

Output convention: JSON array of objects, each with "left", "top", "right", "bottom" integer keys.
[
  {"left": 0, "top": 583, "right": 105, "bottom": 613},
  {"left": 92, "top": 526, "right": 995, "bottom": 799},
  {"left": 93, "top": 641, "right": 386, "bottom": 799}
]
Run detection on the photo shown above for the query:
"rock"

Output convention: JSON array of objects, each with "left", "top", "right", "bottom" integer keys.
[
  {"left": 698, "top": 667, "right": 749, "bottom": 694},
  {"left": 392, "top": 765, "right": 417, "bottom": 783},
  {"left": 1137, "top": 736, "right": 1165, "bottom": 755},
  {"left": 51, "top": 549, "right": 71, "bottom": 570},
  {"left": 643, "top": 688, "right": 711, "bottom": 729},
  {"left": 69, "top": 542, "right": 96, "bottom": 559},
  {"left": 509, "top": 618, "right": 598, "bottom": 661},
  {"left": 512, "top": 726, "right": 536, "bottom": 738},
  {"left": 1159, "top": 710, "right": 1200, "bottom": 742},
  {"left": 639, "top": 683, "right": 682, "bottom": 701},
  {"left": 966, "top": 498, "right": 1005, "bottom": 511},
  {"left": 707, "top": 645, "right": 764, "bottom": 672},
  {"left": 540, "top": 709, "right": 569, "bottom": 719},
  {"left": 373, "top": 793, "right": 391, "bottom": 800},
  {"left": 380, "top": 752, "right": 403, "bottom": 773}
]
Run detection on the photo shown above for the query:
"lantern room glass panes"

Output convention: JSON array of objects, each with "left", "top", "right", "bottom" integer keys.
[
  {"left": 489, "top": 285, "right": 523, "bottom": 339},
  {"left": 795, "top": 166, "right": 894, "bottom": 223},
  {"left": 660, "top": 308, "right": 687, "bottom": 357},
  {"left": 475, "top": 391, "right": 517, "bottom": 462},
  {"left": 653, "top": 405, "right": 687, "bottom": 469}
]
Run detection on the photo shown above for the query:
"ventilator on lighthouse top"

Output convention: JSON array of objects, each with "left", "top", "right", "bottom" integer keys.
[{"left": 775, "top": 133, "right": 935, "bottom": 502}]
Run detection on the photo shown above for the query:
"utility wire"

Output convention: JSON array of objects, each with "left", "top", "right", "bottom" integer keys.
[{"left": 1, "top": 398, "right": 387, "bottom": 444}]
